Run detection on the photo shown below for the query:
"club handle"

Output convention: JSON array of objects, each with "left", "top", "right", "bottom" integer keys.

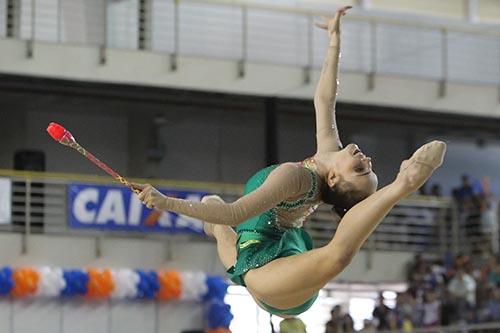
[{"left": 69, "top": 141, "right": 140, "bottom": 194}]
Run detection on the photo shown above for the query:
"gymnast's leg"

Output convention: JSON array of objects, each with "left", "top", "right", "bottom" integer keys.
[
  {"left": 202, "top": 195, "right": 238, "bottom": 269},
  {"left": 243, "top": 141, "right": 446, "bottom": 310}
]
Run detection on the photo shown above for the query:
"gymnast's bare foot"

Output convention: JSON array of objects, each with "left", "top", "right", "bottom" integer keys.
[
  {"left": 396, "top": 140, "right": 446, "bottom": 195},
  {"left": 201, "top": 195, "right": 225, "bottom": 237}
]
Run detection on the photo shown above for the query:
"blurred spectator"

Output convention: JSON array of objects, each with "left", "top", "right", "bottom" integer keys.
[
  {"left": 406, "top": 254, "right": 427, "bottom": 291},
  {"left": 479, "top": 177, "right": 494, "bottom": 234},
  {"left": 448, "top": 269, "right": 476, "bottom": 320},
  {"left": 342, "top": 314, "right": 355, "bottom": 333},
  {"left": 394, "top": 291, "right": 416, "bottom": 326},
  {"left": 372, "top": 293, "right": 390, "bottom": 330},
  {"left": 422, "top": 291, "right": 440, "bottom": 327},
  {"left": 401, "top": 314, "right": 414, "bottom": 333},
  {"left": 359, "top": 320, "right": 376, "bottom": 333},
  {"left": 449, "top": 269, "right": 476, "bottom": 305},
  {"left": 430, "top": 183, "right": 442, "bottom": 197},
  {"left": 441, "top": 289, "right": 459, "bottom": 326},
  {"left": 325, "top": 305, "right": 343, "bottom": 333},
  {"left": 477, "top": 245, "right": 494, "bottom": 276},
  {"left": 422, "top": 263, "right": 444, "bottom": 292},
  {"left": 486, "top": 287, "right": 500, "bottom": 321},
  {"left": 452, "top": 174, "right": 474, "bottom": 211},
  {"left": 454, "top": 253, "right": 471, "bottom": 274},
  {"left": 487, "top": 257, "right": 500, "bottom": 287},
  {"left": 280, "top": 318, "right": 306, "bottom": 333},
  {"left": 476, "top": 251, "right": 495, "bottom": 308},
  {"left": 418, "top": 183, "right": 428, "bottom": 196},
  {"left": 386, "top": 311, "right": 399, "bottom": 330}
]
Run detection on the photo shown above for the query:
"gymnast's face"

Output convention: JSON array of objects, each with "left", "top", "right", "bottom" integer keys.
[{"left": 331, "top": 143, "right": 378, "bottom": 195}]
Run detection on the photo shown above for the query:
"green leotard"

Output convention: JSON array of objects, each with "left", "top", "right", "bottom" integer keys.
[{"left": 227, "top": 164, "right": 320, "bottom": 316}]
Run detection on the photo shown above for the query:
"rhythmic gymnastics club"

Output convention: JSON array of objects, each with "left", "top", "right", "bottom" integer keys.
[{"left": 46, "top": 122, "right": 140, "bottom": 194}]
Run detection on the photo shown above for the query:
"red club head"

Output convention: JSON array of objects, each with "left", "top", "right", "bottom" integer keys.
[{"left": 46, "top": 122, "right": 76, "bottom": 146}]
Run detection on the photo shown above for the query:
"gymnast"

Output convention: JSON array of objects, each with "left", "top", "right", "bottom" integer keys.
[{"left": 133, "top": 6, "right": 446, "bottom": 317}]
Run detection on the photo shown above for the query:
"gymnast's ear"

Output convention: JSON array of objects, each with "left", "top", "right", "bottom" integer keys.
[{"left": 327, "top": 170, "right": 341, "bottom": 188}]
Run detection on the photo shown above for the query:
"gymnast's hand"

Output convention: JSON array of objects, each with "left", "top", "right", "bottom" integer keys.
[
  {"left": 315, "top": 5, "right": 351, "bottom": 36},
  {"left": 131, "top": 183, "right": 169, "bottom": 210}
]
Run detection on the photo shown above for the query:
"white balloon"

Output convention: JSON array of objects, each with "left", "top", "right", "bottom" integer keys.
[
  {"left": 180, "top": 271, "right": 207, "bottom": 301},
  {"left": 35, "top": 267, "right": 66, "bottom": 298},
  {"left": 111, "top": 269, "right": 139, "bottom": 299}
]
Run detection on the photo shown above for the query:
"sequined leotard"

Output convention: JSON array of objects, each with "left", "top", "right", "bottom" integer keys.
[
  {"left": 159, "top": 162, "right": 321, "bottom": 316},
  {"left": 229, "top": 164, "right": 321, "bottom": 316}
]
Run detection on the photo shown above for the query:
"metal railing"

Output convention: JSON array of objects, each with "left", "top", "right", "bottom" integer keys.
[
  {"left": 306, "top": 196, "right": 466, "bottom": 255},
  {"left": 1, "top": 169, "right": 498, "bottom": 256},
  {"left": 378, "top": 322, "right": 500, "bottom": 333},
  {"left": 0, "top": 0, "right": 499, "bottom": 87}
]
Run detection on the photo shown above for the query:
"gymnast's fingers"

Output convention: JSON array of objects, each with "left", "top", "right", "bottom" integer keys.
[
  {"left": 335, "top": 6, "right": 352, "bottom": 19},
  {"left": 138, "top": 187, "right": 150, "bottom": 201},
  {"left": 314, "top": 22, "right": 328, "bottom": 30}
]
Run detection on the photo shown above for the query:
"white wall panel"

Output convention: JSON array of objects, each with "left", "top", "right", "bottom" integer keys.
[
  {"left": 448, "top": 32, "right": 500, "bottom": 85},
  {"left": 247, "top": 9, "right": 309, "bottom": 66},
  {"left": 151, "top": 0, "right": 175, "bottom": 53},
  {"left": 0, "top": 300, "right": 11, "bottom": 333},
  {"left": 109, "top": 301, "right": 156, "bottom": 333},
  {"left": 62, "top": 301, "right": 109, "bottom": 333},
  {"left": 0, "top": 0, "right": 6, "bottom": 38},
  {"left": 179, "top": 2, "right": 243, "bottom": 60},
  {"left": 108, "top": 0, "right": 138, "bottom": 49},
  {"left": 13, "top": 299, "right": 61, "bottom": 333}
]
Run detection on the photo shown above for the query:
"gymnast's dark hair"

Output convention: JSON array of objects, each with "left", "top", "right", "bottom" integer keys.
[{"left": 321, "top": 178, "right": 371, "bottom": 217}]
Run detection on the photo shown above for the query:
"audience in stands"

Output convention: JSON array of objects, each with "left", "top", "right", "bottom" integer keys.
[
  {"left": 401, "top": 252, "right": 497, "bottom": 330},
  {"left": 341, "top": 251, "right": 500, "bottom": 332},
  {"left": 325, "top": 305, "right": 355, "bottom": 333},
  {"left": 324, "top": 173, "right": 497, "bottom": 332}
]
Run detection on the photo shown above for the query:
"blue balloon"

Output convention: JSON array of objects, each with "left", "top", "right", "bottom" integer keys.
[
  {"left": 61, "top": 270, "right": 89, "bottom": 297},
  {"left": 206, "top": 300, "right": 233, "bottom": 329},
  {"left": 203, "top": 276, "right": 229, "bottom": 302},
  {"left": 135, "top": 270, "right": 159, "bottom": 299},
  {"left": 0, "top": 267, "right": 13, "bottom": 296}
]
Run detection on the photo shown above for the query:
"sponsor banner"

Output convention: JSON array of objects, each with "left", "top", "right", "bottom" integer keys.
[
  {"left": 68, "top": 183, "right": 208, "bottom": 234},
  {"left": 0, "top": 178, "right": 11, "bottom": 224}
]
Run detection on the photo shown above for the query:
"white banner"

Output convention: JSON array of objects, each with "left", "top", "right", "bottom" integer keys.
[{"left": 0, "top": 178, "right": 12, "bottom": 224}]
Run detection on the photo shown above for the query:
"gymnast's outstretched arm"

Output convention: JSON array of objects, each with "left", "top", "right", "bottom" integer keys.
[
  {"left": 132, "top": 164, "right": 313, "bottom": 226},
  {"left": 313, "top": 6, "right": 351, "bottom": 154}
]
